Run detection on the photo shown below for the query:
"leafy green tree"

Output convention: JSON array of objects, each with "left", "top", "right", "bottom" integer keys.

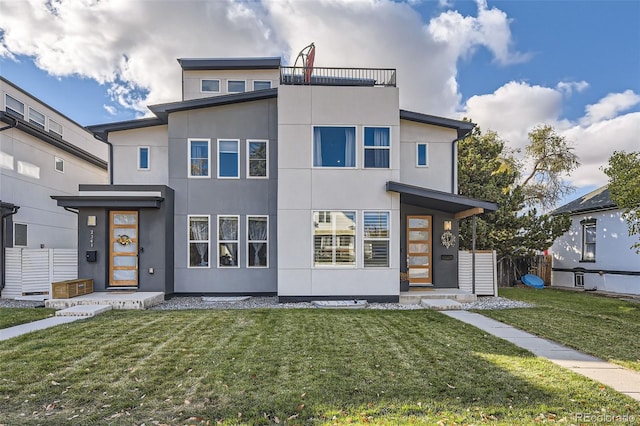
[
  {"left": 603, "top": 151, "right": 640, "bottom": 252},
  {"left": 457, "top": 125, "right": 572, "bottom": 280}
]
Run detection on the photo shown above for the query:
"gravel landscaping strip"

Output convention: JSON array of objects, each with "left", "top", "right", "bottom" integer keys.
[{"left": 0, "top": 299, "right": 46, "bottom": 308}]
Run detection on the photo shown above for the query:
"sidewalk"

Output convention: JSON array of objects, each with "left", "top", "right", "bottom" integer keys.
[
  {"left": 0, "top": 316, "right": 84, "bottom": 341},
  {"left": 444, "top": 310, "right": 640, "bottom": 402}
]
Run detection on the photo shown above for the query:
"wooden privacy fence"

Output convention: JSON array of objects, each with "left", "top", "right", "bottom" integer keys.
[
  {"left": 458, "top": 250, "right": 498, "bottom": 296},
  {"left": 496, "top": 255, "right": 552, "bottom": 287},
  {"left": 2, "top": 248, "right": 77, "bottom": 298}
]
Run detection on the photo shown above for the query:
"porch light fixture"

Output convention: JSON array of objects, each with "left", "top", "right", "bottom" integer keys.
[
  {"left": 443, "top": 220, "right": 452, "bottom": 231},
  {"left": 87, "top": 215, "right": 97, "bottom": 227}
]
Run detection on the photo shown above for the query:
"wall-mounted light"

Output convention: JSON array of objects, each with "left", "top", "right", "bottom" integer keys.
[
  {"left": 87, "top": 216, "right": 97, "bottom": 227},
  {"left": 443, "top": 220, "right": 452, "bottom": 231}
]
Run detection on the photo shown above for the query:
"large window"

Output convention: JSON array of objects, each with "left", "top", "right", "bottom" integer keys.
[
  {"left": 313, "top": 126, "right": 356, "bottom": 168},
  {"left": 364, "top": 127, "right": 390, "bottom": 168},
  {"left": 253, "top": 80, "right": 271, "bottom": 91},
  {"left": 314, "top": 211, "right": 356, "bottom": 266},
  {"left": 201, "top": 79, "right": 220, "bottom": 93},
  {"left": 228, "top": 80, "right": 246, "bottom": 93},
  {"left": 417, "top": 143, "right": 429, "bottom": 167},
  {"left": 49, "top": 119, "right": 63, "bottom": 137},
  {"left": 247, "top": 140, "right": 268, "bottom": 178},
  {"left": 28, "top": 107, "right": 46, "bottom": 129},
  {"left": 5, "top": 94, "right": 24, "bottom": 119},
  {"left": 247, "top": 216, "right": 268, "bottom": 267},
  {"left": 188, "top": 216, "right": 210, "bottom": 268},
  {"left": 218, "top": 139, "right": 239, "bottom": 178},
  {"left": 218, "top": 215, "right": 239, "bottom": 267},
  {"left": 138, "top": 147, "right": 150, "bottom": 170},
  {"left": 14, "top": 223, "right": 27, "bottom": 247},
  {"left": 581, "top": 219, "right": 596, "bottom": 261},
  {"left": 363, "top": 212, "right": 390, "bottom": 267},
  {"left": 189, "top": 139, "right": 210, "bottom": 177}
]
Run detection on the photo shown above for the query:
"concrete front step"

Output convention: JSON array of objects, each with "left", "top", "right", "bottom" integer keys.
[
  {"left": 312, "top": 300, "right": 369, "bottom": 309},
  {"left": 55, "top": 304, "right": 113, "bottom": 317},
  {"left": 420, "top": 299, "right": 464, "bottom": 310},
  {"left": 45, "top": 291, "right": 164, "bottom": 310},
  {"left": 399, "top": 290, "right": 476, "bottom": 305}
]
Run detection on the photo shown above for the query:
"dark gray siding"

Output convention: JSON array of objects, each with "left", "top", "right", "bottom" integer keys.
[{"left": 169, "top": 98, "right": 278, "bottom": 294}]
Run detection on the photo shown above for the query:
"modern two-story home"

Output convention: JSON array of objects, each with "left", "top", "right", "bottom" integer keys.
[
  {"left": 0, "top": 77, "right": 109, "bottom": 297},
  {"left": 52, "top": 56, "right": 496, "bottom": 301}
]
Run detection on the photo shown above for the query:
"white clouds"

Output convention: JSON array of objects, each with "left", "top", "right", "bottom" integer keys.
[
  {"left": 556, "top": 81, "right": 589, "bottom": 95},
  {"left": 103, "top": 104, "right": 117, "bottom": 115},
  {"left": 581, "top": 90, "right": 640, "bottom": 125}
]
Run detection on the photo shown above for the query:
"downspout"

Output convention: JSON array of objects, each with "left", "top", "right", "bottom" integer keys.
[
  {"left": 93, "top": 132, "right": 113, "bottom": 184},
  {"left": 452, "top": 129, "right": 472, "bottom": 195},
  {"left": 1, "top": 206, "right": 20, "bottom": 290}
]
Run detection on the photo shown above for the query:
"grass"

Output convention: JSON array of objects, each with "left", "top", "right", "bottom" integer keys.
[
  {"left": 482, "top": 287, "right": 640, "bottom": 372},
  {"left": 0, "top": 309, "right": 637, "bottom": 425},
  {"left": 0, "top": 307, "right": 55, "bottom": 329}
]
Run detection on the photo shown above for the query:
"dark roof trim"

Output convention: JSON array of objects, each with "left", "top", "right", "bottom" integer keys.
[
  {"left": 51, "top": 195, "right": 163, "bottom": 209},
  {"left": 400, "top": 110, "right": 475, "bottom": 139},
  {"left": 386, "top": 181, "right": 497, "bottom": 213},
  {"left": 178, "top": 57, "right": 281, "bottom": 70},
  {"left": 148, "top": 88, "right": 278, "bottom": 121},
  {"left": 86, "top": 117, "right": 166, "bottom": 134},
  {"left": 0, "top": 111, "right": 108, "bottom": 170},
  {"left": 551, "top": 186, "right": 617, "bottom": 215},
  {"left": 0, "top": 200, "right": 17, "bottom": 210}
]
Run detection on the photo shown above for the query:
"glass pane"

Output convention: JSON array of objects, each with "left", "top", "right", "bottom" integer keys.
[
  {"left": 409, "top": 231, "right": 428, "bottom": 241},
  {"left": 113, "top": 256, "right": 137, "bottom": 267},
  {"left": 29, "top": 108, "right": 45, "bottom": 128},
  {"left": 113, "top": 270, "right": 136, "bottom": 281},
  {"left": 364, "top": 127, "right": 390, "bottom": 147},
  {"left": 49, "top": 119, "right": 63, "bottom": 136},
  {"left": 313, "top": 211, "right": 355, "bottom": 266},
  {"left": 364, "top": 212, "right": 389, "bottom": 238},
  {"left": 364, "top": 240, "right": 389, "bottom": 267},
  {"left": 248, "top": 242, "right": 268, "bottom": 267},
  {"left": 190, "top": 242, "right": 209, "bottom": 267},
  {"left": 219, "top": 217, "right": 238, "bottom": 240},
  {"left": 409, "top": 243, "right": 428, "bottom": 253},
  {"left": 408, "top": 218, "right": 429, "bottom": 228},
  {"left": 114, "top": 242, "right": 137, "bottom": 253},
  {"left": 191, "top": 159, "right": 208, "bottom": 176},
  {"left": 113, "top": 214, "right": 137, "bottom": 225},
  {"left": 313, "top": 127, "right": 356, "bottom": 167},
  {"left": 139, "top": 147, "right": 149, "bottom": 169},
  {"left": 190, "top": 141, "right": 209, "bottom": 158},
  {"left": 249, "top": 141, "right": 267, "bottom": 160},
  {"left": 408, "top": 256, "right": 429, "bottom": 266},
  {"left": 248, "top": 217, "right": 268, "bottom": 241},
  {"left": 219, "top": 243, "right": 238, "bottom": 266},
  {"left": 113, "top": 228, "right": 137, "bottom": 239},
  {"left": 364, "top": 149, "right": 389, "bottom": 168},
  {"left": 417, "top": 144, "right": 427, "bottom": 166},
  {"left": 228, "top": 80, "right": 245, "bottom": 92},
  {"left": 189, "top": 217, "right": 209, "bottom": 241},
  {"left": 254, "top": 81, "right": 271, "bottom": 90},
  {"left": 202, "top": 79, "right": 220, "bottom": 92},
  {"left": 409, "top": 268, "right": 429, "bottom": 278}
]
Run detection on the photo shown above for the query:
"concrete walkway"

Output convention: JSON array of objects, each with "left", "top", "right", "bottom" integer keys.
[
  {"left": 0, "top": 316, "right": 84, "bottom": 341},
  {"left": 444, "top": 310, "right": 640, "bottom": 401}
]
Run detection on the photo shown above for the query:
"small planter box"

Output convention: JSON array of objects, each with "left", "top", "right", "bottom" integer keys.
[{"left": 52, "top": 278, "right": 94, "bottom": 299}]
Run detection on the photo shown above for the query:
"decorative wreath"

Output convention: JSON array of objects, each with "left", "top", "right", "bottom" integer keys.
[
  {"left": 440, "top": 231, "right": 456, "bottom": 249},
  {"left": 117, "top": 234, "right": 133, "bottom": 246}
]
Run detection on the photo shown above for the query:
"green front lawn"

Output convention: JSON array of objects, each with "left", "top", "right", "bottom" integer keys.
[
  {"left": 483, "top": 288, "right": 640, "bottom": 371},
  {"left": 0, "top": 308, "right": 55, "bottom": 329},
  {"left": 0, "top": 309, "right": 636, "bottom": 425}
]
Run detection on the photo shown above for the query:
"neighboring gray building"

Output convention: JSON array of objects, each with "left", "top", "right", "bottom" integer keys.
[{"left": 53, "top": 56, "right": 496, "bottom": 301}]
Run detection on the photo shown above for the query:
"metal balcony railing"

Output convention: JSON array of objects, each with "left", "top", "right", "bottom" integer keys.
[{"left": 280, "top": 66, "right": 396, "bottom": 87}]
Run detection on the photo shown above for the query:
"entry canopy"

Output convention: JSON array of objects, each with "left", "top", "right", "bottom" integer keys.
[
  {"left": 51, "top": 195, "right": 163, "bottom": 209},
  {"left": 386, "top": 181, "right": 497, "bottom": 219}
]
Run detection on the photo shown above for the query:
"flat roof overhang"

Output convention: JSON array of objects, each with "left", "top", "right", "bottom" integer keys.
[
  {"left": 51, "top": 196, "right": 164, "bottom": 209},
  {"left": 386, "top": 181, "right": 497, "bottom": 219}
]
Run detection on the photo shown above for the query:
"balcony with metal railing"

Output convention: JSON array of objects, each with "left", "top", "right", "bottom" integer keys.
[{"left": 280, "top": 66, "right": 396, "bottom": 87}]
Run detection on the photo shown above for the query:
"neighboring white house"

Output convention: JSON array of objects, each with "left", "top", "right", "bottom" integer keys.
[
  {"left": 0, "top": 77, "right": 109, "bottom": 297},
  {"left": 550, "top": 185, "right": 640, "bottom": 295}
]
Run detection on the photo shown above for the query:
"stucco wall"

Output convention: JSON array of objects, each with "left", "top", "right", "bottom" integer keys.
[
  {"left": 182, "top": 69, "right": 280, "bottom": 101},
  {"left": 110, "top": 125, "right": 169, "bottom": 185}
]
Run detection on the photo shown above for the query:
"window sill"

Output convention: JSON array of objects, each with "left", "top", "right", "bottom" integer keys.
[{"left": 579, "top": 259, "right": 596, "bottom": 263}]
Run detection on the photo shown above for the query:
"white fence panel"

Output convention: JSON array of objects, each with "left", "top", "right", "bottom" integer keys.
[
  {"left": 2, "top": 248, "right": 23, "bottom": 299},
  {"left": 458, "top": 250, "right": 497, "bottom": 296},
  {"left": 52, "top": 249, "right": 78, "bottom": 282},
  {"left": 22, "top": 249, "right": 51, "bottom": 294}
]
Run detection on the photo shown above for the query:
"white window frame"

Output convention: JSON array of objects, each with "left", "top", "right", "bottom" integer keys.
[
  {"left": 363, "top": 211, "right": 390, "bottom": 268},
  {"left": 201, "top": 79, "right": 221, "bottom": 93},
  {"left": 363, "top": 126, "right": 391, "bottom": 169},
  {"left": 581, "top": 219, "right": 596, "bottom": 262},
  {"left": 247, "top": 215, "right": 269, "bottom": 268},
  {"left": 218, "top": 215, "right": 240, "bottom": 268},
  {"left": 217, "top": 139, "right": 240, "bottom": 179},
  {"left": 138, "top": 146, "right": 150, "bottom": 170},
  {"left": 253, "top": 80, "right": 272, "bottom": 91},
  {"left": 188, "top": 215, "right": 210, "bottom": 269},
  {"left": 312, "top": 211, "right": 357, "bottom": 268},
  {"left": 54, "top": 156, "right": 64, "bottom": 173},
  {"left": 227, "top": 80, "right": 246, "bottom": 93},
  {"left": 188, "top": 138, "right": 211, "bottom": 178},
  {"left": 49, "top": 119, "right": 63, "bottom": 137},
  {"left": 5, "top": 94, "right": 24, "bottom": 119},
  {"left": 14, "top": 223, "right": 27, "bottom": 247},
  {"left": 246, "top": 139, "right": 268, "bottom": 179},
  {"left": 28, "top": 107, "right": 46, "bottom": 129},
  {"left": 312, "top": 126, "right": 358, "bottom": 169},
  {"left": 416, "top": 143, "right": 429, "bottom": 167}
]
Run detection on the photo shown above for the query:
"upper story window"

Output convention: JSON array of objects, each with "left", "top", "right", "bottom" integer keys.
[
  {"left": 228, "top": 80, "right": 246, "bottom": 93},
  {"left": 581, "top": 219, "right": 596, "bottom": 262},
  {"left": 14, "top": 223, "right": 27, "bottom": 247},
  {"left": 55, "top": 157, "right": 64, "bottom": 173},
  {"left": 5, "top": 94, "right": 24, "bottom": 119},
  {"left": 49, "top": 119, "right": 63, "bottom": 137},
  {"left": 28, "top": 107, "right": 46, "bottom": 129},
  {"left": 138, "top": 147, "right": 150, "bottom": 170},
  {"left": 189, "top": 139, "right": 210, "bottom": 178},
  {"left": 253, "top": 80, "right": 271, "bottom": 91},
  {"left": 201, "top": 79, "right": 220, "bottom": 93},
  {"left": 313, "top": 126, "right": 356, "bottom": 168},
  {"left": 218, "top": 139, "right": 239, "bottom": 178},
  {"left": 247, "top": 140, "right": 268, "bottom": 178},
  {"left": 364, "top": 127, "right": 390, "bottom": 168},
  {"left": 417, "top": 143, "right": 429, "bottom": 167}
]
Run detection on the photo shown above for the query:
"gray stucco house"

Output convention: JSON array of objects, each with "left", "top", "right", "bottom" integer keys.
[{"left": 52, "top": 56, "right": 496, "bottom": 301}]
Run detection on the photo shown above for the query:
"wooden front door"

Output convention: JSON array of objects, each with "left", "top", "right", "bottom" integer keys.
[
  {"left": 109, "top": 211, "right": 139, "bottom": 287},
  {"left": 407, "top": 215, "right": 432, "bottom": 286}
]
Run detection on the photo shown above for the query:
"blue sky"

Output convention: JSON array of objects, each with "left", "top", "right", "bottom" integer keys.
[{"left": 1, "top": 0, "right": 639, "bottom": 203}]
